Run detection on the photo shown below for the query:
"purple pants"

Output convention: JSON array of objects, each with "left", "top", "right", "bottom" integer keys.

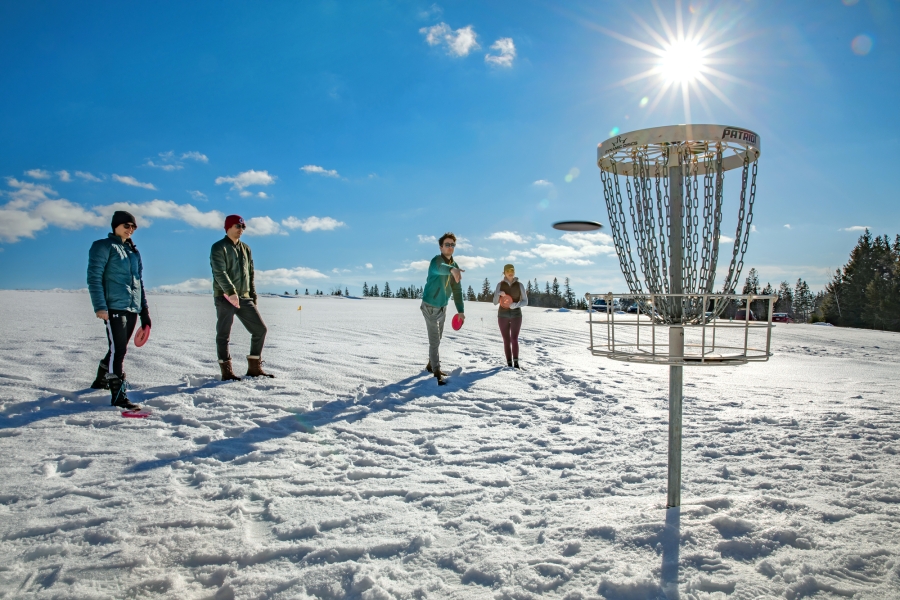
[{"left": 498, "top": 316, "right": 522, "bottom": 361}]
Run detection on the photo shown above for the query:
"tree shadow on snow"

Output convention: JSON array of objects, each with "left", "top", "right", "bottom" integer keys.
[{"left": 127, "top": 366, "right": 503, "bottom": 473}]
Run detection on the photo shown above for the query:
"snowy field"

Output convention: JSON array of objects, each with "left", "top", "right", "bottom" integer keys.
[{"left": 1, "top": 290, "right": 899, "bottom": 600}]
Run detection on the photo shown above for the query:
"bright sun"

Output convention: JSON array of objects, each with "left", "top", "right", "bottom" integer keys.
[{"left": 659, "top": 39, "right": 706, "bottom": 84}]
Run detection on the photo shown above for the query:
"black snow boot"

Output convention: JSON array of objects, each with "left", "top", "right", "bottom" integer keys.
[
  {"left": 513, "top": 359, "right": 522, "bottom": 370},
  {"left": 507, "top": 359, "right": 513, "bottom": 368},
  {"left": 435, "top": 372, "right": 447, "bottom": 386},
  {"left": 109, "top": 375, "right": 140, "bottom": 411},
  {"left": 91, "top": 362, "right": 110, "bottom": 389},
  {"left": 426, "top": 361, "right": 448, "bottom": 377}
]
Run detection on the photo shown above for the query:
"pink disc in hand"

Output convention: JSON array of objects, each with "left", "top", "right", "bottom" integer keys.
[
  {"left": 452, "top": 314, "right": 463, "bottom": 331},
  {"left": 134, "top": 325, "right": 150, "bottom": 347},
  {"left": 499, "top": 295, "right": 513, "bottom": 309}
]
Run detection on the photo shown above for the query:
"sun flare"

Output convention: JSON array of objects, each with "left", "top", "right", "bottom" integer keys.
[{"left": 659, "top": 39, "right": 706, "bottom": 84}]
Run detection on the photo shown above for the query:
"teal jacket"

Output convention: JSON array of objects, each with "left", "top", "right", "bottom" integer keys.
[
  {"left": 422, "top": 255, "right": 464, "bottom": 313},
  {"left": 87, "top": 233, "right": 148, "bottom": 314},
  {"left": 210, "top": 236, "right": 256, "bottom": 299}
]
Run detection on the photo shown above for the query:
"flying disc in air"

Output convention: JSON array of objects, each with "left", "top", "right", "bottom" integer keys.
[
  {"left": 452, "top": 314, "right": 464, "bottom": 331},
  {"left": 499, "top": 295, "right": 514, "bottom": 309},
  {"left": 552, "top": 220, "right": 603, "bottom": 231},
  {"left": 134, "top": 325, "right": 150, "bottom": 347}
]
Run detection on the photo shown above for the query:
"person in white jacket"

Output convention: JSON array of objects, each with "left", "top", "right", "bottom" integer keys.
[{"left": 492, "top": 264, "right": 528, "bottom": 368}]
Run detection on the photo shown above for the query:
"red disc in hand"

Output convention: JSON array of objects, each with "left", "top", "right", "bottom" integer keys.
[
  {"left": 451, "top": 314, "right": 464, "bottom": 330},
  {"left": 499, "top": 295, "right": 513, "bottom": 309},
  {"left": 134, "top": 325, "right": 151, "bottom": 347}
]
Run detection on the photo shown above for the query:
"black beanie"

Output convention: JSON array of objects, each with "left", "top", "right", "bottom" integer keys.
[{"left": 111, "top": 210, "right": 137, "bottom": 231}]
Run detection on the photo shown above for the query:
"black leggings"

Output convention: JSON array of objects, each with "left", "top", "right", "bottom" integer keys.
[
  {"left": 102, "top": 310, "right": 138, "bottom": 377},
  {"left": 498, "top": 316, "right": 522, "bottom": 361}
]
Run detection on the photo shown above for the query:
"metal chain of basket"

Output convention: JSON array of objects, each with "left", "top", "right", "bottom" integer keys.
[{"left": 600, "top": 142, "right": 758, "bottom": 324}]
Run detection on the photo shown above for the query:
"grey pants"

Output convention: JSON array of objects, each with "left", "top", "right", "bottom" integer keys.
[
  {"left": 215, "top": 296, "right": 267, "bottom": 361},
  {"left": 420, "top": 302, "right": 447, "bottom": 372}
]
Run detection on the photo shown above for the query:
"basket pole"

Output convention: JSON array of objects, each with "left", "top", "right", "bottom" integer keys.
[{"left": 667, "top": 165, "right": 684, "bottom": 508}]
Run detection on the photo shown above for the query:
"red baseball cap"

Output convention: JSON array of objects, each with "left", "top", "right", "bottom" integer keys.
[{"left": 224, "top": 215, "right": 245, "bottom": 231}]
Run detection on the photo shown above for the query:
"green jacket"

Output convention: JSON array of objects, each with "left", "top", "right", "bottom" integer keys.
[
  {"left": 422, "top": 255, "right": 464, "bottom": 313},
  {"left": 210, "top": 236, "right": 256, "bottom": 299}
]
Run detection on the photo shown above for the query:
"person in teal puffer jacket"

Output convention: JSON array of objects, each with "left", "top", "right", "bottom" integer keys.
[
  {"left": 87, "top": 210, "right": 150, "bottom": 410},
  {"left": 420, "top": 232, "right": 465, "bottom": 385}
]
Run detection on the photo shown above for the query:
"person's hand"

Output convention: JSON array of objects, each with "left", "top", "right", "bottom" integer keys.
[
  {"left": 226, "top": 294, "right": 240, "bottom": 308},
  {"left": 498, "top": 291, "right": 507, "bottom": 297},
  {"left": 96, "top": 310, "right": 108, "bottom": 320},
  {"left": 450, "top": 267, "right": 464, "bottom": 283},
  {"left": 458, "top": 314, "right": 466, "bottom": 324},
  {"left": 139, "top": 307, "right": 151, "bottom": 329}
]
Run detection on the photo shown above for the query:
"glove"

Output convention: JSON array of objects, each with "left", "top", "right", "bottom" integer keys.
[{"left": 140, "top": 307, "right": 152, "bottom": 329}]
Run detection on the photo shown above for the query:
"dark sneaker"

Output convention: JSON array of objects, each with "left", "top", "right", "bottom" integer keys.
[
  {"left": 435, "top": 373, "right": 447, "bottom": 386},
  {"left": 426, "top": 362, "right": 448, "bottom": 377},
  {"left": 91, "top": 362, "right": 110, "bottom": 389},
  {"left": 513, "top": 360, "right": 522, "bottom": 370}
]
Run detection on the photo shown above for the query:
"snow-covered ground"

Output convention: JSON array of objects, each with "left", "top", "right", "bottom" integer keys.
[{"left": 1, "top": 290, "right": 899, "bottom": 600}]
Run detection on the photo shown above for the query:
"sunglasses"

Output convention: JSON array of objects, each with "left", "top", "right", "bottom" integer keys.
[
  {"left": 122, "top": 223, "right": 137, "bottom": 230},
  {"left": 442, "top": 242, "right": 455, "bottom": 248},
  {"left": 233, "top": 223, "right": 246, "bottom": 229}
]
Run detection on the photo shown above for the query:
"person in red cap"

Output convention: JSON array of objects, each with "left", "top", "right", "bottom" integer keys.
[{"left": 209, "top": 215, "right": 274, "bottom": 380}]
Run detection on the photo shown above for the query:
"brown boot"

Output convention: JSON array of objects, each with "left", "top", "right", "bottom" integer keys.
[
  {"left": 246, "top": 355, "right": 274, "bottom": 378},
  {"left": 219, "top": 359, "right": 242, "bottom": 381}
]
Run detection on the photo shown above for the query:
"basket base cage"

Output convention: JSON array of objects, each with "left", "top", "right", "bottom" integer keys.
[{"left": 586, "top": 293, "right": 776, "bottom": 367}]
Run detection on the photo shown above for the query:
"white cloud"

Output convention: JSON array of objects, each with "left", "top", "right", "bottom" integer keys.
[
  {"left": 365, "top": 263, "right": 373, "bottom": 269},
  {"left": 254, "top": 266, "right": 328, "bottom": 287},
  {"left": 145, "top": 160, "right": 183, "bottom": 171},
  {"left": 783, "top": 224, "right": 792, "bottom": 229},
  {"left": 99, "top": 200, "right": 225, "bottom": 230},
  {"left": 455, "top": 236, "right": 472, "bottom": 250},
  {"left": 506, "top": 250, "right": 536, "bottom": 260},
  {"left": 529, "top": 231, "right": 615, "bottom": 265},
  {"left": 750, "top": 224, "right": 758, "bottom": 233},
  {"left": 719, "top": 235, "right": 735, "bottom": 244},
  {"left": 281, "top": 216, "right": 346, "bottom": 232},
  {"left": 75, "top": 171, "right": 102, "bottom": 182},
  {"left": 25, "top": 169, "right": 52, "bottom": 180},
  {"left": 181, "top": 151, "right": 209, "bottom": 163},
  {"left": 257, "top": 192, "right": 269, "bottom": 199},
  {"left": 33, "top": 199, "right": 106, "bottom": 229},
  {"left": 455, "top": 255, "right": 495, "bottom": 270},
  {"left": 840, "top": 225, "right": 870, "bottom": 232},
  {"left": 485, "top": 37, "right": 516, "bottom": 67},
  {"left": 489, "top": 230, "right": 528, "bottom": 244},
  {"left": 394, "top": 260, "right": 432, "bottom": 272},
  {"left": 0, "top": 207, "right": 50, "bottom": 242},
  {"left": 56, "top": 170, "right": 72, "bottom": 182},
  {"left": 418, "top": 234, "right": 438, "bottom": 244},
  {"left": 420, "top": 22, "right": 480, "bottom": 57},
  {"left": 244, "top": 216, "right": 283, "bottom": 236},
  {"left": 113, "top": 174, "right": 157, "bottom": 190},
  {"left": 215, "top": 169, "right": 276, "bottom": 190},
  {"left": 239, "top": 191, "right": 253, "bottom": 198},
  {"left": 5, "top": 177, "right": 58, "bottom": 208},
  {"left": 533, "top": 179, "right": 552, "bottom": 186},
  {"left": 188, "top": 190, "right": 208, "bottom": 201},
  {"left": 154, "top": 278, "right": 212, "bottom": 293},
  {"left": 300, "top": 165, "right": 340, "bottom": 178}
]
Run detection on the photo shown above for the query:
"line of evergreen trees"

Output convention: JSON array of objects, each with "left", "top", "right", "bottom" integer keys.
[
  {"left": 821, "top": 230, "right": 900, "bottom": 330},
  {"left": 361, "top": 282, "right": 424, "bottom": 300}
]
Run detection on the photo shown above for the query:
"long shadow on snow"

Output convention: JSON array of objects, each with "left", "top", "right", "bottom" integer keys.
[
  {"left": 128, "top": 367, "right": 503, "bottom": 473},
  {"left": 0, "top": 376, "right": 227, "bottom": 430}
]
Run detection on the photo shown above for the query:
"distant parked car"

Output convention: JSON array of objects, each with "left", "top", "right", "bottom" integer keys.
[
  {"left": 591, "top": 298, "right": 611, "bottom": 313},
  {"left": 734, "top": 309, "right": 757, "bottom": 321},
  {"left": 772, "top": 313, "right": 793, "bottom": 323},
  {"left": 626, "top": 304, "right": 639, "bottom": 314}
]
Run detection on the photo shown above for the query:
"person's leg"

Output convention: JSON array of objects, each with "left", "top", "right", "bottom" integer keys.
[
  {"left": 215, "top": 296, "right": 238, "bottom": 362},
  {"left": 509, "top": 317, "right": 522, "bottom": 360},
  {"left": 234, "top": 299, "right": 272, "bottom": 377},
  {"left": 498, "top": 317, "right": 513, "bottom": 362},
  {"left": 234, "top": 299, "right": 268, "bottom": 357},
  {"left": 106, "top": 311, "right": 138, "bottom": 377},
  {"left": 421, "top": 303, "right": 446, "bottom": 374}
]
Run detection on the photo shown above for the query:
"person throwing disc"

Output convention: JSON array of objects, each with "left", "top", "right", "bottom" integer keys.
[
  {"left": 210, "top": 215, "right": 273, "bottom": 380},
  {"left": 87, "top": 210, "right": 151, "bottom": 410},
  {"left": 421, "top": 232, "right": 465, "bottom": 385},
  {"left": 493, "top": 264, "right": 528, "bottom": 369}
]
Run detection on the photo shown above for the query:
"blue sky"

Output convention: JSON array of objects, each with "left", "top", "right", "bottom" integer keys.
[{"left": 1, "top": 0, "right": 898, "bottom": 295}]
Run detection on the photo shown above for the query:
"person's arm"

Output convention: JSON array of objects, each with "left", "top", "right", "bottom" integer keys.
[
  {"left": 210, "top": 243, "right": 238, "bottom": 297},
  {"left": 87, "top": 240, "right": 110, "bottom": 314},
  {"left": 247, "top": 245, "right": 257, "bottom": 303},
  {"left": 137, "top": 251, "right": 151, "bottom": 328},
  {"left": 513, "top": 282, "right": 528, "bottom": 308},
  {"left": 428, "top": 256, "right": 454, "bottom": 276},
  {"left": 493, "top": 282, "right": 503, "bottom": 305},
  {"left": 451, "top": 275, "right": 464, "bottom": 314}
]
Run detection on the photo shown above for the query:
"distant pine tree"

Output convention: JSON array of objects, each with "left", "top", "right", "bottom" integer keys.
[
  {"left": 383, "top": 282, "right": 391, "bottom": 298},
  {"left": 467, "top": 285, "right": 476, "bottom": 301},
  {"left": 794, "top": 278, "right": 813, "bottom": 323},
  {"left": 563, "top": 277, "right": 575, "bottom": 308},
  {"left": 345, "top": 287, "right": 349, "bottom": 297},
  {"left": 305, "top": 289, "right": 309, "bottom": 295},
  {"left": 362, "top": 282, "right": 369, "bottom": 297},
  {"left": 372, "top": 284, "right": 379, "bottom": 297},
  {"left": 776, "top": 281, "right": 793, "bottom": 315},
  {"left": 480, "top": 278, "right": 491, "bottom": 302}
]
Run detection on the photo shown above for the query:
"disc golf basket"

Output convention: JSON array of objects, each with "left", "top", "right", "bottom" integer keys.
[{"left": 586, "top": 124, "right": 776, "bottom": 507}]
